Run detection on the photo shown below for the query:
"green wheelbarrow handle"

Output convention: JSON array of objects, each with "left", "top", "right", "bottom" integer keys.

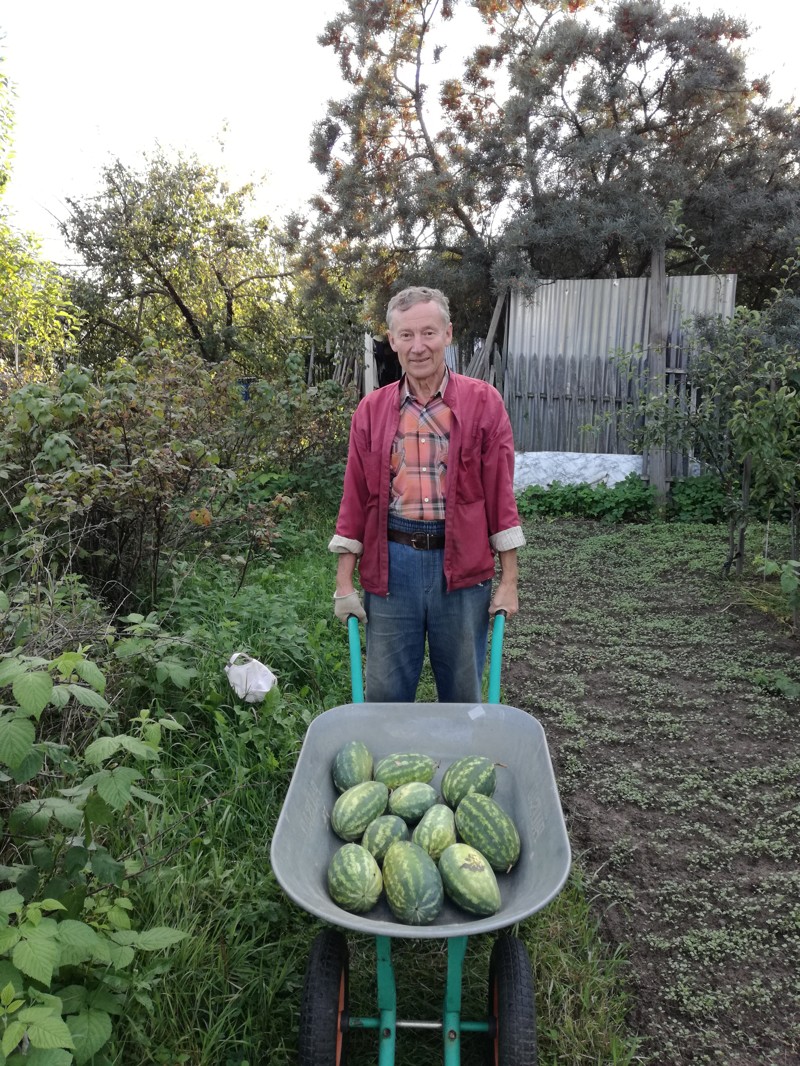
[{"left": 346, "top": 610, "right": 506, "bottom": 706}]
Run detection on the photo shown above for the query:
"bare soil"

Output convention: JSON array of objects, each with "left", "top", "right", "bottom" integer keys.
[{"left": 501, "top": 519, "right": 800, "bottom": 1066}]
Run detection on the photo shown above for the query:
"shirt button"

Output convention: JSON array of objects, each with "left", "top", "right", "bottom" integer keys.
[
  {"left": 422, "top": 467, "right": 427, "bottom": 472},
  {"left": 424, "top": 497, "right": 429, "bottom": 503}
]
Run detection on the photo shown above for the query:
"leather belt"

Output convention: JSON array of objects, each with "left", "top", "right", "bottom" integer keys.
[{"left": 388, "top": 529, "right": 446, "bottom": 550}]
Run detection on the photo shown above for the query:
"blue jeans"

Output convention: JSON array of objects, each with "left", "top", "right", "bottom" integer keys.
[{"left": 364, "top": 520, "right": 492, "bottom": 703}]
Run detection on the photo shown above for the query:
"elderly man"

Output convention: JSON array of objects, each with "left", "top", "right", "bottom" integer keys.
[{"left": 329, "top": 286, "right": 524, "bottom": 703}]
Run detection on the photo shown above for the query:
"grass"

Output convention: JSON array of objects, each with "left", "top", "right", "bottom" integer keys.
[
  {"left": 503, "top": 517, "right": 800, "bottom": 1065},
  {"left": 105, "top": 509, "right": 641, "bottom": 1065}
]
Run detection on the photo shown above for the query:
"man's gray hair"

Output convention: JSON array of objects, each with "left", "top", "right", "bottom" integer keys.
[{"left": 386, "top": 287, "right": 450, "bottom": 331}]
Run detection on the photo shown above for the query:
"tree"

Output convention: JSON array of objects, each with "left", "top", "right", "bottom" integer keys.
[
  {"left": 0, "top": 50, "right": 76, "bottom": 379},
  {"left": 62, "top": 151, "right": 295, "bottom": 373},
  {"left": 302, "top": 0, "right": 800, "bottom": 334}
]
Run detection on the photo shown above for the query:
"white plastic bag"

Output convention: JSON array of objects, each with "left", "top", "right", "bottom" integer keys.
[{"left": 224, "top": 653, "right": 277, "bottom": 703}]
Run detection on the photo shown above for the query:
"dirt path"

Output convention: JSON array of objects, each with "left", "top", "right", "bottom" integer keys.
[{"left": 501, "top": 519, "right": 800, "bottom": 1066}]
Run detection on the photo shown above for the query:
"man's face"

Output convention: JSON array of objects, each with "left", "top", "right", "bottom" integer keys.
[{"left": 388, "top": 301, "right": 453, "bottom": 391}]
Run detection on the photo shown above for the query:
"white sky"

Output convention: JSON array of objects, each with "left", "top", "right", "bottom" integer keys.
[{"left": 1, "top": 0, "right": 797, "bottom": 265}]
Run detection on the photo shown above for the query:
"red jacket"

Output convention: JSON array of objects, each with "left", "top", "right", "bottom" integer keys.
[{"left": 330, "top": 372, "right": 524, "bottom": 596}]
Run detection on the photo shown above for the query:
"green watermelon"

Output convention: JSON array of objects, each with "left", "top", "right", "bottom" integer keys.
[
  {"left": 331, "top": 781, "right": 389, "bottom": 842},
  {"left": 412, "top": 803, "right": 457, "bottom": 862},
  {"left": 382, "top": 841, "right": 444, "bottom": 925},
  {"left": 327, "top": 843, "right": 383, "bottom": 913},
  {"left": 361, "top": 814, "right": 410, "bottom": 865},
  {"left": 438, "top": 843, "right": 501, "bottom": 917},
  {"left": 332, "top": 739, "right": 374, "bottom": 793},
  {"left": 455, "top": 793, "right": 521, "bottom": 872},
  {"left": 374, "top": 753, "right": 438, "bottom": 788},
  {"left": 388, "top": 781, "right": 437, "bottom": 823},
  {"left": 441, "top": 755, "right": 496, "bottom": 808}
]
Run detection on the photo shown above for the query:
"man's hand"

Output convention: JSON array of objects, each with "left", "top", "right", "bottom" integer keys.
[
  {"left": 334, "top": 591, "right": 367, "bottom": 625},
  {"left": 490, "top": 579, "right": 518, "bottom": 618},
  {"left": 490, "top": 548, "right": 519, "bottom": 618}
]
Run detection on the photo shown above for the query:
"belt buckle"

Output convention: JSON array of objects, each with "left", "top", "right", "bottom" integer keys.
[{"left": 410, "top": 531, "right": 429, "bottom": 550}]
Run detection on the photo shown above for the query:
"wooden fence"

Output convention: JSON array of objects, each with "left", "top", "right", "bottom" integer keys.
[{"left": 501, "top": 341, "right": 698, "bottom": 481}]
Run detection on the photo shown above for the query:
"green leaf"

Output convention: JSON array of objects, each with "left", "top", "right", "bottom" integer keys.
[
  {"left": 56, "top": 985, "right": 87, "bottom": 1014},
  {"left": 8, "top": 800, "right": 50, "bottom": 835},
  {"left": 18, "top": 1010, "right": 74, "bottom": 1051},
  {"left": 12, "top": 673, "right": 53, "bottom": 718},
  {"left": 71, "top": 660, "right": 105, "bottom": 695},
  {"left": 67, "top": 1008, "right": 112, "bottom": 1064},
  {"left": 0, "top": 591, "right": 9, "bottom": 613},
  {"left": 88, "top": 850, "right": 125, "bottom": 887},
  {"left": 55, "top": 921, "right": 99, "bottom": 967},
  {"left": 0, "top": 659, "right": 25, "bottom": 689},
  {"left": 117, "top": 736, "right": 158, "bottom": 761},
  {"left": 0, "top": 928, "right": 21, "bottom": 953},
  {"left": 9, "top": 1047, "right": 74, "bottom": 1066},
  {"left": 0, "top": 717, "right": 36, "bottom": 771},
  {"left": 82, "top": 737, "right": 121, "bottom": 766},
  {"left": 0, "top": 890, "right": 24, "bottom": 919},
  {"left": 41, "top": 798, "right": 83, "bottom": 831},
  {"left": 96, "top": 767, "right": 141, "bottom": 811},
  {"left": 135, "top": 927, "right": 188, "bottom": 951},
  {"left": 2, "top": 1021, "right": 25, "bottom": 1058},
  {"left": 84, "top": 791, "right": 113, "bottom": 829},
  {"left": 65, "top": 685, "right": 108, "bottom": 712},
  {"left": 10, "top": 747, "right": 45, "bottom": 784},
  {"left": 0, "top": 962, "right": 23, "bottom": 995},
  {"left": 48, "top": 686, "right": 71, "bottom": 710},
  {"left": 87, "top": 987, "right": 123, "bottom": 1015},
  {"left": 12, "top": 929, "right": 59, "bottom": 985}
]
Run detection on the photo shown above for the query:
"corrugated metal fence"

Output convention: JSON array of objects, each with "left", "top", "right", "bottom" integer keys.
[{"left": 502, "top": 275, "right": 737, "bottom": 460}]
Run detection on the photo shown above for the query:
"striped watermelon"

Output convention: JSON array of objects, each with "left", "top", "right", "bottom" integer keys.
[
  {"left": 455, "top": 793, "right": 521, "bottom": 873},
  {"left": 412, "top": 803, "right": 456, "bottom": 862},
  {"left": 374, "top": 753, "right": 438, "bottom": 788},
  {"left": 382, "top": 841, "right": 444, "bottom": 925},
  {"left": 438, "top": 843, "right": 501, "bottom": 917},
  {"left": 331, "top": 781, "right": 389, "bottom": 842},
  {"left": 331, "top": 739, "right": 374, "bottom": 793},
  {"left": 441, "top": 755, "right": 496, "bottom": 808},
  {"left": 327, "top": 843, "right": 383, "bottom": 913},
  {"left": 361, "top": 814, "right": 410, "bottom": 865},
  {"left": 388, "top": 781, "right": 437, "bottom": 823}
]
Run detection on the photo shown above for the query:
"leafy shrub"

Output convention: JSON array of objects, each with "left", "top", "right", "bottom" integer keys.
[
  {"left": 667, "top": 474, "right": 729, "bottom": 523},
  {"left": 0, "top": 348, "right": 354, "bottom": 611},
  {"left": 0, "top": 650, "right": 186, "bottom": 1065},
  {"left": 517, "top": 473, "right": 656, "bottom": 523}
]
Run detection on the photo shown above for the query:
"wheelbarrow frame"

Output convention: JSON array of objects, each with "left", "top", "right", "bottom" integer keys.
[{"left": 271, "top": 613, "right": 571, "bottom": 1064}]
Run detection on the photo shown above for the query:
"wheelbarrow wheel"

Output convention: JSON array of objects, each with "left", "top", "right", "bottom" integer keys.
[
  {"left": 486, "top": 935, "right": 537, "bottom": 1065},
  {"left": 298, "top": 929, "right": 350, "bottom": 1066}
]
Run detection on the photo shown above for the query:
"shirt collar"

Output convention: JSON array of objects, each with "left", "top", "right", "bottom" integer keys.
[{"left": 401, "top": 367, "right": 450, "bottom": 404}]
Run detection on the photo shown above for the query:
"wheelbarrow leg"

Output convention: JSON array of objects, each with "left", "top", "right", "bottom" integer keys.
[
  {"left": 442, "top": 935, "right": 468, "bottom": 1065},
  {"left": 375, "top": 935, "right": 397, "bottom": 1066}
]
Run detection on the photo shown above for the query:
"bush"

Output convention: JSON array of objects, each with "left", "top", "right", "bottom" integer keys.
[
  {"left": 668, "top": 474, "right": 729, "bottom": 523},
  {"left": 0, "top": 349, "right": 354, "bottom": 612},
  {"left": 516, "top": 473, "right": 656, "bottom": 523}
]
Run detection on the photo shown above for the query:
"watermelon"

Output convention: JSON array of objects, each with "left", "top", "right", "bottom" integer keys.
[
  {"left": 438, "top": 843, "right": 501, "bottom": 917},
  {"left": 332, "top": 740, "right": 373, "bottom": 793},
  {"left": 327, "top": 843, "right": 383, "bottom": 913},
  {"left": 441, "top": 755, "right": 496, "bottom": 808},
  {"left": 412, "top": 803, "right": 456, "bottom": 862},
  {"left": 361, "top": 814, "right": 410, "bottom": 865},
  {"left": 388, "top": 781, "right": 437, "bottom": 823},
  {"left": 455, "top": 793, "right": 521, "bottom": 873},
  {"left": 382, "top": 841, "right": 444, "bottom": 925},
  {"left": 374, "top": 753, "right": 438, "bottom": 788},
  {"left": 331, "top": 781, "right": 389, "bottom": 842}
]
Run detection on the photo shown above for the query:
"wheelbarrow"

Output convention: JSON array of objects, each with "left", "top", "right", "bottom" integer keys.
[{"left": 270, "top": 613, "right": 571, "bottom": 1064}]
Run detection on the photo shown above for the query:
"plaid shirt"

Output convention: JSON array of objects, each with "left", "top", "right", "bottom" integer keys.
[{"left": 389, "top": 373, "right": 452, "bottom": 520}]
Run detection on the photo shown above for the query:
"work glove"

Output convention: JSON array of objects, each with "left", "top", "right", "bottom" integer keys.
[{"left": 333, "top": 591, "right": 367, "bottom": 625}]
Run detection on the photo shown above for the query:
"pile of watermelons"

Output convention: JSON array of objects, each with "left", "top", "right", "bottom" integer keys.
[{"left": 326, "top": 743, "right": 521, "bottom": 925}]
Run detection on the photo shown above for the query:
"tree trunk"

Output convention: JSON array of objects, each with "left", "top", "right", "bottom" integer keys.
[{"left": 648, "top": 243, "right": 668, "bottom": 508}]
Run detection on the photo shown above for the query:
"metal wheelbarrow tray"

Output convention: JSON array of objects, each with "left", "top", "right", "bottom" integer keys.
[{"left": 271, "top": 699, "right": 571, "bottom": 939}]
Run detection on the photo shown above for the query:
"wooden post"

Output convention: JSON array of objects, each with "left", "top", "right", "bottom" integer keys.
[{"left": 648, "top": 243, "right": 668, "bottom": 507}]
